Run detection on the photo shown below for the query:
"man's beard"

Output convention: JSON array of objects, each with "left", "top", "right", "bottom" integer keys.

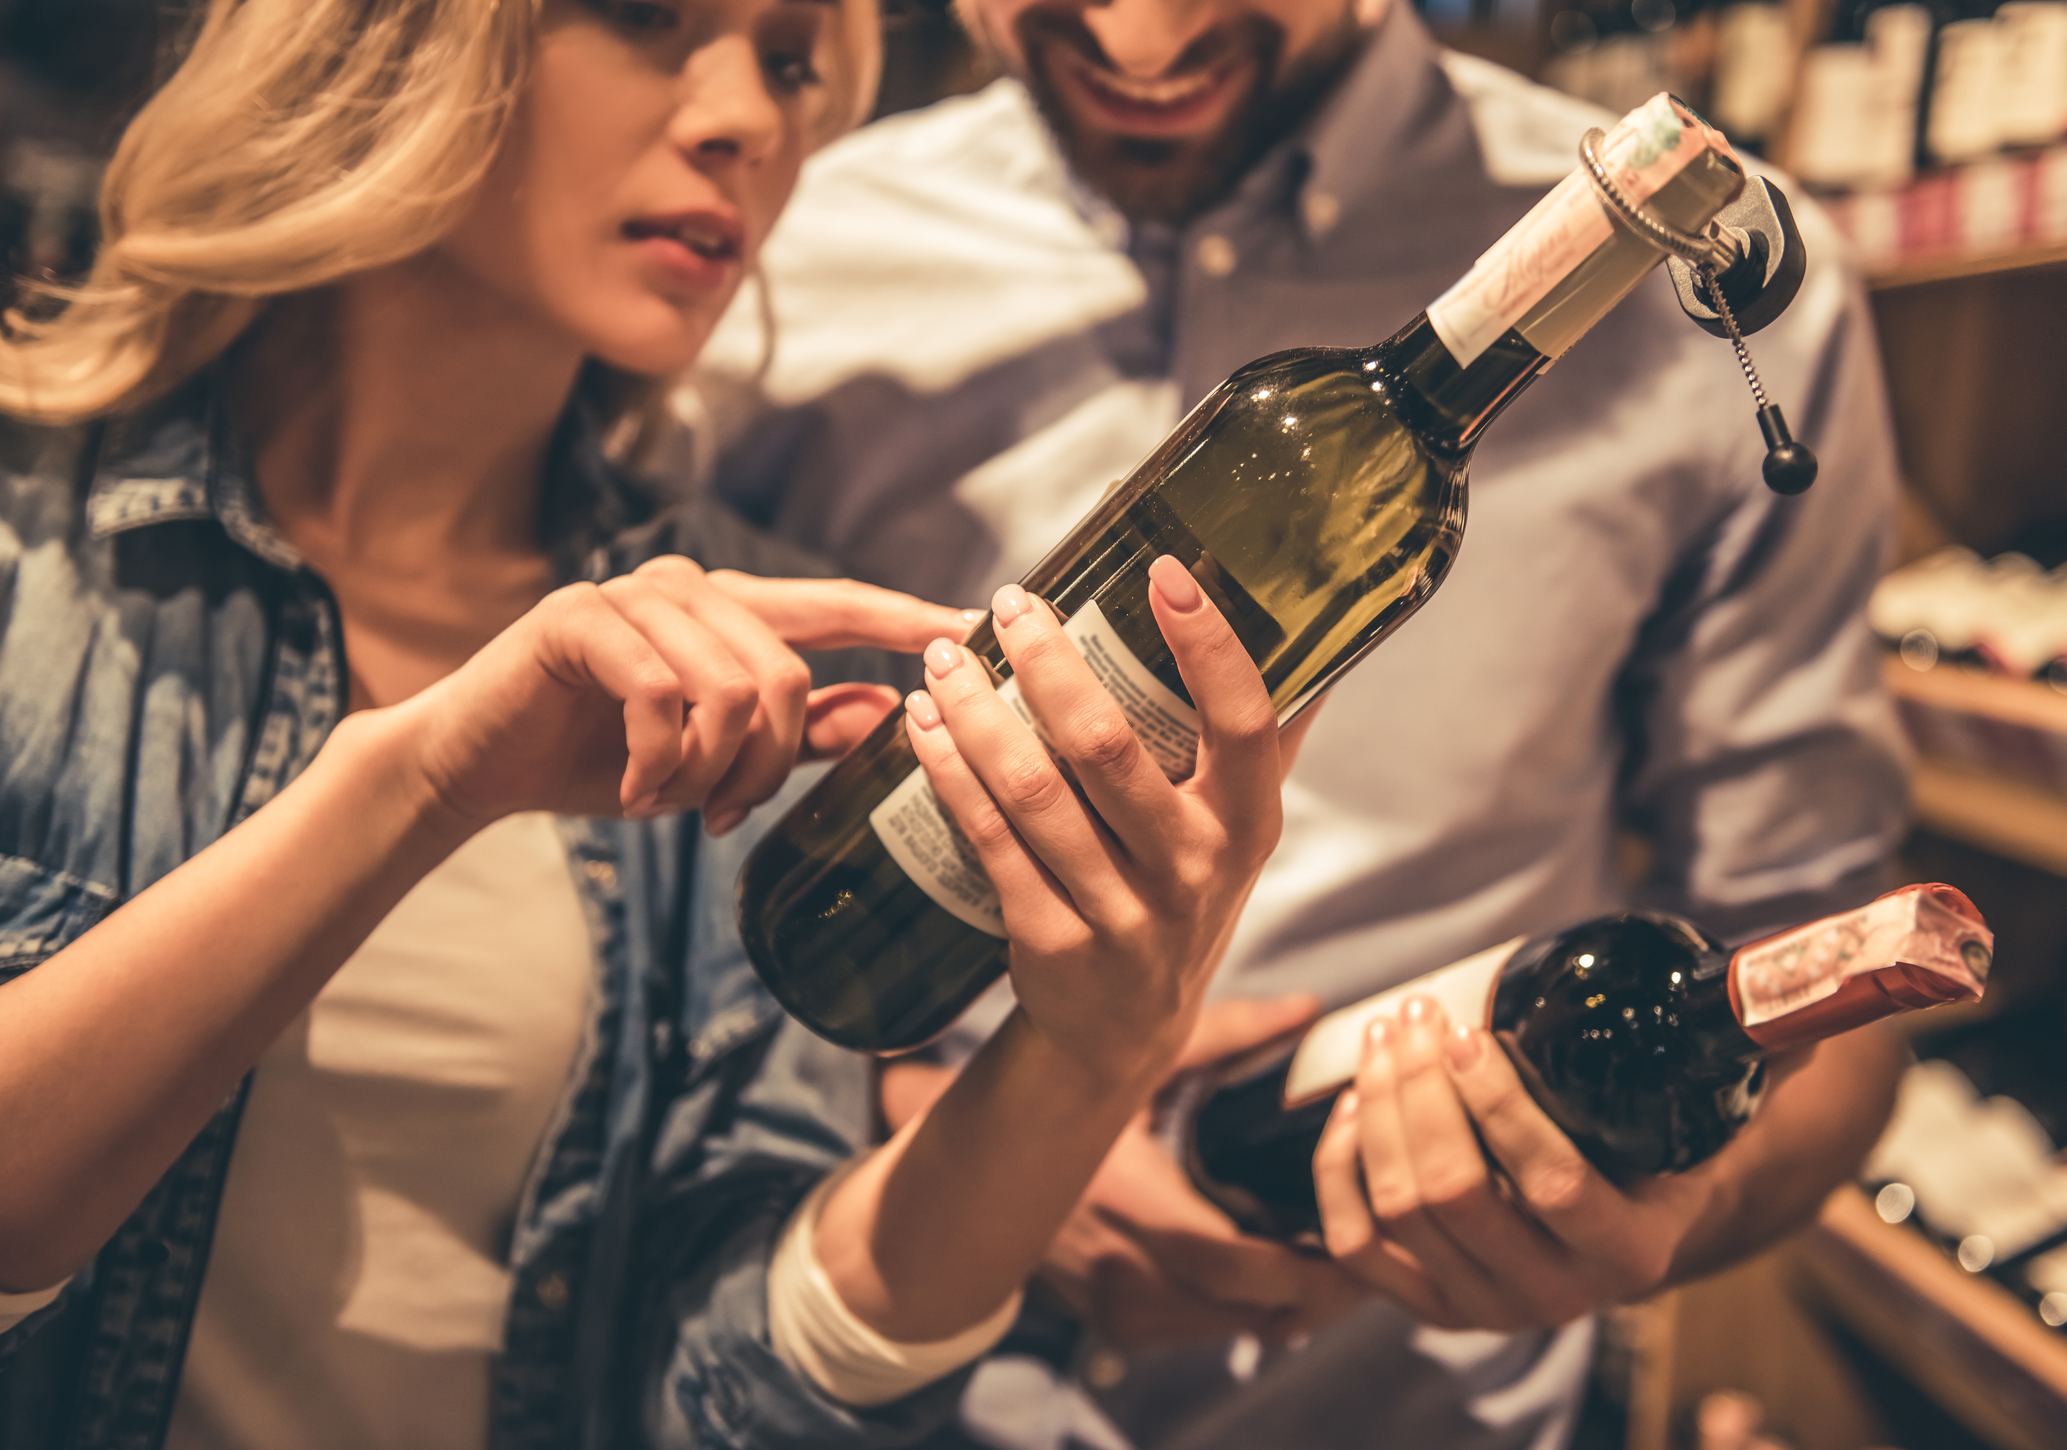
[{"left": 1016, "top": 7, "right": 1363, "bottom": 226}]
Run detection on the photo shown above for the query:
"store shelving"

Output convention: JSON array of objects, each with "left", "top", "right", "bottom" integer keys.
[
  {"left": 1869, "top": 240, "right": 2067, "bottom": 291},
  {"left": 1793, "top": 1187, "right": 2067, "bottom": 1450},
  {"left": 1911, "top": 761, "right": 2067, "bottom": 881},
  {"left": 1880, "top": 658, "right": 2067, "bottom": 878}
]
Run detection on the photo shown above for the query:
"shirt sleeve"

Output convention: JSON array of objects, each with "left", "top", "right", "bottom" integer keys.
[
  {"left": 1618, "top": 230, "right": 1911, "bottom": 945},
  {"left": 766, "top": 1163, "right": 1021, "bottom": 1407},
  {"left": 625, "top": 1018, "right": 979, "bottom": 1450}
]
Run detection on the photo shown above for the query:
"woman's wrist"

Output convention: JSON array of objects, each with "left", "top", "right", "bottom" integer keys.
[
  {"left": 317, "top": 701, "right": 488, "bottom": 862},
  {"left": 1007, "top": 1003, "right": 1191, "bottom": 1111}
]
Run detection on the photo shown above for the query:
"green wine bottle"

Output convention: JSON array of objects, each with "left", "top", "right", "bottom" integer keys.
[{"left": 740, "top": 94, "right": 1751, "bottom": 1053}]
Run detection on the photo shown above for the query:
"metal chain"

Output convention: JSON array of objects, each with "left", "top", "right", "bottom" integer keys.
[
  {"left": 1701, "top": 262, "right": 1769, "bottom": 410},
  {"left": 1577, "top": 128, "right": 1737, "bottom": 271}
]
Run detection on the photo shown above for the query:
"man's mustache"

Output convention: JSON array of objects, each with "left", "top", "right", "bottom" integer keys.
[{"left": 1015, "top": 7, "right": 1281, "bottom": 83}]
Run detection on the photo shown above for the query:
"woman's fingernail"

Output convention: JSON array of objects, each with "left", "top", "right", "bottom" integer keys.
[
  {"left": 1402, "top": 995, "right": 1444, "bottom": 1029},
  {"left": 626, "top": 791, "right": 661, "bottom": 819},
  {"left": 959, "top": 608, "right": 986, "bottom": 627},
  {"left": 1445, "top": 1025, "right": 1485, "bottom": 1072},
  {"left": 1337, "top": 1089, "right": 1358, "bottom": 1117},
  {"left": 1148, "top": 555, "right": 1203, "bottom": 612},
  {"left": 992, "top": 583, "right": 1035, "bottom": 628},
  {"left": 705, "top": 807, "right": 746, "bottom": 836},
  {"left": 924, "top": 638, "right": 961, "bottom": 678},
  {"left": 1364, "top": 1017, "right": 1391, "bottom": 1050},
  {"left": 905, "top": 689, "right": 942, "bottom": 730}
]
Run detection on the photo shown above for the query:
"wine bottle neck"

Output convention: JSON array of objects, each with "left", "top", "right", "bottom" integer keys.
[
  {"left": 1384, "top": 95, "right": 1747, "bottom": 453},
  {"left": 1727, "top": 885, "right": 1992, "bottom": 1052}
]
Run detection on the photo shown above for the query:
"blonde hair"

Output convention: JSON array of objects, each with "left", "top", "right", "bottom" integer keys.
[{"left": 0, "top": 0, "right": 879, "bottom": 427}]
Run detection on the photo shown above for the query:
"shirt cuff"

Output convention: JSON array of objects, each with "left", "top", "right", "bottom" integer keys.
[
  {"left": 0, "top": 1277, "right": 71, "bottom": 1334},
  {"left": 767, "top": 1163, "right": 1023, "bottom": 1408}
]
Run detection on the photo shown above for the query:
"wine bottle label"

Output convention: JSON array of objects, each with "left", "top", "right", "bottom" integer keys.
[
  {"left": 1426, "top": 94, "right": 1723, "bottom": 368},
  {"left": 1728, "top": 884, "right": 1993, "bottom": 1051},
  {"left": 1281, "top": 937, "right": 1525, "bottom": 1106},
  {"left": 870, "top": 600, "right": 1203, "bottom": 937}
]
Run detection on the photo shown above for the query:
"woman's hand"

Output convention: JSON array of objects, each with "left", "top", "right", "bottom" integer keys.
[
  {"left": 399, "top": 556, "right": 969, "bottom": 832},
  {"left": 901, "top": 555, "right": 1288, "bottom": 1090}
]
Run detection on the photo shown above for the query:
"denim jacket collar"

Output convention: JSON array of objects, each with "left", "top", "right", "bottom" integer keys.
[{"left": 82, "top": 376, "right": 658, "bottom": 582}]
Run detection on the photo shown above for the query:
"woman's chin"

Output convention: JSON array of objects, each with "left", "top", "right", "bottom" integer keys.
[{"left": 582, "top": 315, "right": 720, "bottom": 379}]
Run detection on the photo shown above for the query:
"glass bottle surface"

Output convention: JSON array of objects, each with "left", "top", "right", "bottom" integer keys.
[
  {"left": 740, "top": 340, "right": 1468, "bottom": 1051},
  {"left": 1173, "top": 886, "right": 1991, "bottom": 1242},
  {"left": 739, "top": 94, "right": 1749, "bottom": 1054}
]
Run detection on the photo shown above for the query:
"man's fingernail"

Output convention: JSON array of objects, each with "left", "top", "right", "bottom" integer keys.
[
  {"left": 1148, "top": 555, "right": 1203, "bottom": 612},
  {"left": 905, "top": 689, "right": 942, "bottom": 730},
  {"left": 992, "top": 584, "right": 1035, "bottom": 628},
  {"left": 705, "top": 807, "right": 746, "bottom": 836},
  {"left": 626, "top": 792, "right": 662, "bottom": 819},
  {"left": 924, "top": 638, "right": 961, "bottom": 678},
  {"left": 1445, "top": 1025, "right": 1485, "bottom": 1072},
  {"left": 1337, "top": 1089, "right": 1358, "bottom": 1117}
]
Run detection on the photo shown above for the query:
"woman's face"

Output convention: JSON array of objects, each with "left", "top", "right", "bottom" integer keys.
[{"left": 440, "top": 0, "right": 846, "bottom": 375}]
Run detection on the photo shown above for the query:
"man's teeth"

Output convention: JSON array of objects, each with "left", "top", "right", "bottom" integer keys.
[{"left": 1080, "top": 64, "right": 1221, "bottom": 108}]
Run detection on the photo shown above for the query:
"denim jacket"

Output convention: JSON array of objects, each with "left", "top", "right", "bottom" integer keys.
[{"left": 0, "top": 381, "right": 964, "bottom": 1450}]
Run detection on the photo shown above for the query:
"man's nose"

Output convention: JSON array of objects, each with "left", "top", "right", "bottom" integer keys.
[{"left": 1080, "top": 0, "right": 1223, "bottom": 76}]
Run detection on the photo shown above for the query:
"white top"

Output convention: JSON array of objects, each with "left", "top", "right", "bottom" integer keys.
[
  {"left": 163, "top": 811, "right": 594, "bottom": 1450},
  {"left": 1, "top": 808, "right": 1020, "bottom": 1428},
  {"left": 767, "top": 1165, "right": 1023, "bottom": 1407}
]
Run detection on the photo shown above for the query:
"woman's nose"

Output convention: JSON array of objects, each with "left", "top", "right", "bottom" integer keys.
[
  {"left": 1080, "top": 0, "right": 1222, "bottom": 76},
  {"left": 669, "top": 37, "right": 785, "bottom": 169}
]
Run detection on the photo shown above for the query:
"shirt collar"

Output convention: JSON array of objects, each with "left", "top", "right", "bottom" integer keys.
[
  {"left": 86, "top": 373, "right": 653, "bottom": 582},
  {"left": 1291, "top": 3, "right": 1455, "bottom": 240}
]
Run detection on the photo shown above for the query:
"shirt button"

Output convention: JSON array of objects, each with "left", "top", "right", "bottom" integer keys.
[
  {"left": 536, "top": 1272, "right": 570, "bottom": 1311},
  {"left": 1084, "top": 1348, "right": 1127, "bottom": 1389},
  {"left": 1302, "top": 189, "right": 1342, "bottom": 236},
  {"left": 1195, "top": 234, "right": 1237, "bottom": 277},
  {"left": 584, "top": 859, "right": 617, "bottom": 891}
]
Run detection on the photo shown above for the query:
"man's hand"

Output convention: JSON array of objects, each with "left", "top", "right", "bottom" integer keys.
[
  {"left": 1037, "top": 997, "right": 1369, "bottom": 1345},
  {"left": 1310, "top": 995, "right": 1862, "bottom": 1331}
]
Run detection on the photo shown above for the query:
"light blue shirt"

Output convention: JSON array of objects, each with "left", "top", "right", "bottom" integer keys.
[{"left": 690, "top": 9, "right": 1909, "bottom": 1449}]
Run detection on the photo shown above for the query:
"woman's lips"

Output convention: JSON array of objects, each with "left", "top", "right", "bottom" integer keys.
[
  {"left": 1052, "top": 50, "right": 1254, "bottom": 139},
  {"left": 622, "top": 214, "right": 744, "bottom": 291}
]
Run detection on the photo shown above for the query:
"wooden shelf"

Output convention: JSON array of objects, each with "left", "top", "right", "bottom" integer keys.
[
  {"left": 1868, "top": 240, "right": 2067, "bottom": 291},
  {"left": 1884, "top": 657, "right": 2067, "bottom": 737},
  {"left": 1911, "top": 760, "right": 2067, "bottom": 879},
  {"left": 1880, "top": 660, "right": 2067, "bottom": 875},
  {"left": 1790, "top": 1187, "right": 2067, "bottom": 1450}
]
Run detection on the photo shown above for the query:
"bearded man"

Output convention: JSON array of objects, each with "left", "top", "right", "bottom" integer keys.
[{"left": 686, "top": 1, "right": 1913, "bottom": 1446}]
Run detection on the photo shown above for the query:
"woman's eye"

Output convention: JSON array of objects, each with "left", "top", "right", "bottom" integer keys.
[
  {"left": 764, "top": 51, "right": 822, "bottom": 92},
  {"left": 598, "top": 0, "right": 680, "bottom": 30}
]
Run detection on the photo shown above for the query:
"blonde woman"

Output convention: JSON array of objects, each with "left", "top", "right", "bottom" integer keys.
[{"left": 0, "top": 1, "right": 1298, "bottom": 1446}]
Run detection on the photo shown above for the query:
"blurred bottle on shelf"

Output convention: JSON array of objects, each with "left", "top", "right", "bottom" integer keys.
[
  {"left": 1928, "top": 5, "right": 2013, "bottom": 165},
  {"left": 1871, "top": 546, "right": 2067, "bottom": 689},
  {"left": 1710, "top": 0, "right": 1797, "bottom": 143},
  {"left": 1866, "top": 1054, "right": 2067, "bottom": 1332},
  {"left": 1791, "top": 0, "right": 1933, "bottom": 188},
  {"left": 1543, "top": 0, "right": 1720, "bottom": 120},
  {"left": 1997, "top": 2, "right": 2067, "bottom": 147}
]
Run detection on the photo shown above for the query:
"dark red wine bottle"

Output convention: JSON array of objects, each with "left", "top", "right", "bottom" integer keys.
[{"left": 1162, "top": 884, "right": 1992, "bottom": 1243}]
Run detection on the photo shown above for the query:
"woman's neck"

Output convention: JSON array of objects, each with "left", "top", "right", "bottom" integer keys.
[{"left": 235, "top": 252, "right": 588, "bottom": 571}]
